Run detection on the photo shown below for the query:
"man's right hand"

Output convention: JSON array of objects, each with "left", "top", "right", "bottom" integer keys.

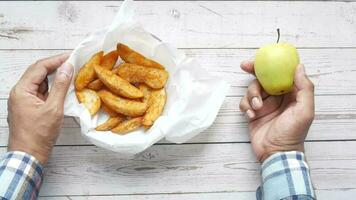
[{"left": 239, "top": 61, "right": 315, "bottom": 162}]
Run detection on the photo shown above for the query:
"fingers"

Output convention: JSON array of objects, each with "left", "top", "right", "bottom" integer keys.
[
  {"left": 46, "top": 63, "right": 74, "bottom": 107},
  {"left": 247, "top": 80, "right": 263, "bottom": 110},
  {"left": 240, "top": 93, "right": 282, "bottom": 121},
  {"left": 240, "top": 79, "right": 262, "bottom": 119},
  {"left": 294, "top": 64, "right": 315, "bottom": 116},
  {"left": 240, "top": 60, "right": 255, "bottom": 75},
  {"left": 240, "top": 96, "right": 255, "bottom": 119},
  {"left": 18, "top": 53, "right": 70, "bottom": 94}
]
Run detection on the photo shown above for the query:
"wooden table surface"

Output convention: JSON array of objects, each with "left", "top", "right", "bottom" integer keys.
[{"left": 1, "top": 1, "right": 356, "bottom": 199}]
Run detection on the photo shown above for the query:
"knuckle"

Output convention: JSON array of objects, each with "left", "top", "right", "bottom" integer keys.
[
  {"left": 53, "top": 79, "right": 67, "bottom": 89},
  {"left": 306, "top": 79, "right": 315, "bottom": 91},
  {"left": 247, "top": 80, "right": 260, "bottom": 97},
  {"left": 34, "top": 59, "right": 45, "bottom": 66},
  {"left": 9, "top": 85, "right": 20, "bottom": 101},
  {"left": 247, "top": 88, "right": 258, "bottom": 98},
  {"left": 239, "top": 97, "right": 248, "bottom": 111}
]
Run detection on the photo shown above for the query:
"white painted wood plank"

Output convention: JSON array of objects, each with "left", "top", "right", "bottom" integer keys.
[
  {"left": 40, "top": 189, "right": 356, "bottom": 200},
  {"left": 1, "top": 141, "right": 355, "bottom": 196},
  {"left": 0, "top": 1, "right": 355, "bottom": 49},
  {"left": 1, "top": 48, "right": 356, "bottom": 99},
  {"left": 0, "top": 94, "right": 355, "bottom": 146}
]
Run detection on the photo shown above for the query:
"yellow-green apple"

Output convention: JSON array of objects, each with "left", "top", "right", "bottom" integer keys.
[{"left": 254, "top": 31, "right": 300, "bottom": 95}]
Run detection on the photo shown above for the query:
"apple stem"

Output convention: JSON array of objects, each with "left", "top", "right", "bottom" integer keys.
[{"left": 277, "top": 28, "right": 280, "bottom": 43}]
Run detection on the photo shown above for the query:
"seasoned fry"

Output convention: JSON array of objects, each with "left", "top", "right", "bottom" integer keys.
[
  {"left": 87, "top": 79, "right": 104, "bottom": 90},
  {"left": 101, "top": 50, "right": 118, "bottom": 70},
  {"left": 117, "top": 43, "right": 165, "bottom": 69},
  {"left": 143, "top": 125, "right": 152, "bottom": 130},
  {"left": 139, "top": 84, "right": 151, "bottom": 104},
  {"left": 94, "top": 65, "right": 143, "bottom": 99},
  {"left": 102, "top": 103, "right": 119, "bottom": 117},
  {"left": 75, "top": 51, "right": 103, "bottom": 90},
  {"left": 95, "top": 116, "right": 124, "bottom": 131},
  {"left": 98, "top": 90, "right": 147, "bottom": 117},
  {"left": 111, "top": 117, "right": 143, "bottom": 134},
  {"left": 87, "top": 64, "right": 123, "bottom": 91},
  {"left": 76, "top": 89, "right": 101, "bottom": 116},
  {"left": 117, "top": 63, "right": 169, "bottom": 89},
  {"left": 143, "top": 88, "right": 166, "bottom": 126}
]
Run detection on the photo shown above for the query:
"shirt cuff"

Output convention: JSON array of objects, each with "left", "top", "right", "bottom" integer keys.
[
  {"left": 258, "top": 151, "right": 315, "bottom": 200},
  {"left": 0, "top": 151, "right": 43, "bottom": 200}
]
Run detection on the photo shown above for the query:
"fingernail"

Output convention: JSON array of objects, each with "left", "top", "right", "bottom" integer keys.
[
  {"left": 246, "top": 109, "right": 255, "bottom": 119},
  {"left": 58, "top": 63, "right": 73, "bottom": 78},
  {"left": 251, "top": 97, "right": 261, "bottom": 110}
]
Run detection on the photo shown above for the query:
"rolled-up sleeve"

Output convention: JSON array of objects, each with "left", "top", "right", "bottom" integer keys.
[
  {"left": 256, "top": 151, "right": 315, "bottom": 200},
  {"left": 0, "top": 151, "right": 43, "bottom": 200}
]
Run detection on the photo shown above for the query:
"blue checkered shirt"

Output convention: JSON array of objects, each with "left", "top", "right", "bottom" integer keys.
[
  {"left": 256, "top": 151, "right": 316, "bottom": 200},
  {"left": 0, "top": 151, "right": 43, "bottom": 200},
  {"left": 0, "top": 151, "right": 314, "bottom": 200}
]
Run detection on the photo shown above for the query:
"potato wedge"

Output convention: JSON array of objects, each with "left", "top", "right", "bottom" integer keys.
[
  {"left": 117, "top": 43, "right": 165, "bottom": 69},
  {"left": 87, "top": 79, "right": 104, "bottom": 90},
  {"left": 94, "top": 65, "right": 143, "bottom": 99},
  {"left": 87, "top": 64, "right": 123, "bottom": 91},
  {"left": 101, "top": 50, "right": 118, "bottom": 70},
  {"left": 76, "top": 89, "right": 101, "bottom": 116},
  {"left": 117, "top": 63, "right": 169, "bottom": 89},
  {"left": 75, "top": 51, "right": 103, "bottom": 90},
  {"left": 111, "top": 117, "right": 143, "bottom": 134},
  {"left": 98, "top": 90, "right": 147, "bottom": 117},
  {"left": 143, "top": 88, "right": 166, "bottom": 126},
  {"left": 95, "top": 116, "right": 124, "bottom": 131},
  {"left": 139, "top": 84, "right": 151, "bottom": 104},
  {"left": 101, "top": 103, "right": 119, "bottom": 117}
]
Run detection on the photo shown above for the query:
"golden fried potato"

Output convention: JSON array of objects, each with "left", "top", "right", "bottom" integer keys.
[
  {"left": 139, "top": 84, "right": 151, "bottom": 104},
  {"left": 143, "top": 88, "right": 166, "bottom": 126},
  {"left": 94, "top": 65, "right": 143, "bottom": 99},
  {"left": 76, "top": 89, "right": 101, "bottom": 116},
  {"left": 101, "top": 103, "right": 119, "bottom": 117},
  {"left": 98, "top": 90, "right": 147, "bottom": 117},
  {"left": 101, "top": 50, "right": 118, "bottom": 70},
  {"left": 117, "top": 43, "right": 165, "bottom": 69},
  {"left": 117, "top": 63, "right": 169, "bottom": 89},
  {"left": 86, "top": 63, "right": 124, "bottom": 91},
  {"left": 111, "top": 117, "right": 143, "bottom": 134},
  {"left": 95, "top": 116, "right": 124, "bottom": 131},
  {"left": 87, "top": 79, "right": 104, "bottom": 91},
  {"left": 75, "top": 51, "right": 103, "bottom": 90}
]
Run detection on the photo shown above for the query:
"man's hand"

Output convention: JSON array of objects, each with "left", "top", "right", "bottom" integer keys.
[
  {"left": 239, "top": 61, "right": 315, "bottom": 162},
  {"left": 7, "top": 53, "right": 73, "bottom": 165}
]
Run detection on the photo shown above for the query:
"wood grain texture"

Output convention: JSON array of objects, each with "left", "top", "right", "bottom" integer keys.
[
  {"left": 1, "top": 1, "right": 356, "bottom": 198},
  {"left": 1, "top": 48, "right": 356, "bottom": 99},
  {"left": 1, "top": 141, "right": 355, "bottom": 196},
  {"left": 0, "top": 1, "right": 355, "bottom": 49},
  {"left": 39, "top": 189, "right": 356, "bottom": 200},
  {"left": 0, "top": 94, "right": 355, "bottom": 146}
]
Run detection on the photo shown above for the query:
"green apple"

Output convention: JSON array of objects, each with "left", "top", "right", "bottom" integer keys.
[{"left": 255, "top": 42, "right": 299, "bottom": 96}]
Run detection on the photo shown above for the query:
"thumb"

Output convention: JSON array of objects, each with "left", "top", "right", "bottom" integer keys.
[
  {"left": 294, "top": 64, "right": 315, "bottom": 113},
  {"left": 47, "top": 63, "right": 74, "bottom": 106}
]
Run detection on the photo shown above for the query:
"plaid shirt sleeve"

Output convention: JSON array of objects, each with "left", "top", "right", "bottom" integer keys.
[
  {"left": 0, "top": 151, "right": 43, "bottom": 200},
  {"left": 256, "top": 151, "right": 316, "bottom": 200}
]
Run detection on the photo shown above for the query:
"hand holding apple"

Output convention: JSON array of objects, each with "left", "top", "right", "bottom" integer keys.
[{"left": 239, "top": 61, "right": 315, "bottom": 162}]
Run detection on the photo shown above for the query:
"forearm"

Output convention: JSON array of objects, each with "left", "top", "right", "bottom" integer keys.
[
  {"left": 256, "top": 151, "right": 315, "bottom": 200},
  {"left": 0, "top": 151, "right": 43, "bottom": 200}
]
